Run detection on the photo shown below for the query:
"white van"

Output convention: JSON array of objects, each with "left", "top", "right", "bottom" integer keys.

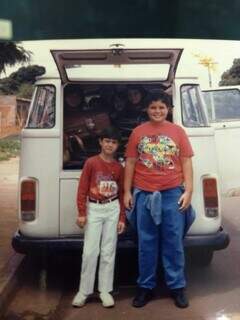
[
  {"left": 202, "top": 86, "right": 240, "bottom": 195},
  {"left": 12, "top": 39, "right": 229, "bottom": 266}
]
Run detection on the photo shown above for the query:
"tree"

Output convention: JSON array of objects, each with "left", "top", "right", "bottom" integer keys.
[
  {"left": 219, "top": 58, "right": 240, "bottom": 86},
  {"left": 0, "top": 65, "right": 45, "bottom": 98},
  {"left": 0, "top": 41, "right": 31, "bottom": 75}
]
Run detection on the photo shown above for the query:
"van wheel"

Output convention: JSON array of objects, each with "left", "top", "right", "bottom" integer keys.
[{"left": 188, "top": 249, "right": 214, "bottom": 267}]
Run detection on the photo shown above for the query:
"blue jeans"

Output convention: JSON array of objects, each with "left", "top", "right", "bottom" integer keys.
[{"left": 136, "top": 186, "right": 186, "bottom": 290}]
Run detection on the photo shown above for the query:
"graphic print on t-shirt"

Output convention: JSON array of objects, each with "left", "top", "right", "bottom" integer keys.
[
  {"left": 90, "top": 171, "right": 118, "bottom": 198},
  {"left": 138, "top": 135, "right": 179, "bottom": 171},
  {"left": 99, "top": 180, "right": 118, "bottom": 197}
]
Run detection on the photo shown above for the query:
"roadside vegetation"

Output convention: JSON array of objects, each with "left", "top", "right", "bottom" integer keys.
[
  {"left": 0, "top": 136, "right": 20, "bottom": 161},
  {"left": 219, "top": 58, "right": 240, "bottom": 85},
  {"left": 0, "top": 65, "right": 45, "bottom": 99}
]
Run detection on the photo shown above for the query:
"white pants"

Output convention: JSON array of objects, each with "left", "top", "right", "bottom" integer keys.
[{"left": 79, "top": 200, "right": 120, "bottom": 295}]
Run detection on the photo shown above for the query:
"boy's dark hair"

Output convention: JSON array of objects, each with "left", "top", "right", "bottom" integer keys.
[
  {"left": 99, "top": 127, "right": 121, "bottom": 143},
  {"left": 127, "top": 84, "right": 146, "bottom": 97},
  {"left": 145, "top": 90, "right": 172, "bottom": 108}
]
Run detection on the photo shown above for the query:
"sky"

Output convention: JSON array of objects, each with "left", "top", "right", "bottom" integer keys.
[{"left": 2, "top": 38, "right": 240, "bottom": 88}]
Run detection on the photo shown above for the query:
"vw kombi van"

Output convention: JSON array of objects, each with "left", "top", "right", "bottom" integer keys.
[{"left": 12, "top": 39, "right": 229, "bottom": 266}]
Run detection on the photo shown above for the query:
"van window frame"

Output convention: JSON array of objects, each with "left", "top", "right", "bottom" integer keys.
[
  {"left": 180, "top": 84, "right": 209, "bottom": 128},
  {"left": 26, "top": 84, "right": 56, "bottom": 129}
]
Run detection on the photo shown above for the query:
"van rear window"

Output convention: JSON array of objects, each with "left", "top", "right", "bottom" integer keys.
[
  {"left": 66, "top": 64, "right": 170, "bottom": 81},
  {"left": 27, "top": 85, "right": 55, "bottom": 128}
]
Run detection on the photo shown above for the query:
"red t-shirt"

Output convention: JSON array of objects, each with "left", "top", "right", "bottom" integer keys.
[
  {"left": 125, "top": 121, "right": 194, "bottom": 192},
  {"left": 77, "top": 155, "right": 125, "bottom": 222}
]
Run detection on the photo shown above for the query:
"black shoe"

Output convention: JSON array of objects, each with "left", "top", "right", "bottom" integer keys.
[
  {"left": 132, "top": 287, "right": 154, "bottom": 308},
  {"left": 170, "top": 288, "right": 189, "bottom": 308}
]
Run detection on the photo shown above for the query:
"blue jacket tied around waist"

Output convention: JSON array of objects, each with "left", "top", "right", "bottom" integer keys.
[{"left": 126, "top": 187, "right": 196, "bottom": 237}]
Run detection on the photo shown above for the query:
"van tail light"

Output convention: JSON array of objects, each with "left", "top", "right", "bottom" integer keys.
[
  {"left": 20, "top": 179, "right": 37, "bottom": 221},
  {"left": 202, "top": 177, "right": 219, "bottom": 218}
]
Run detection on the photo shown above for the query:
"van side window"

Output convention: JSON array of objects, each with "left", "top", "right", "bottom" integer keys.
[
  {"left": 27, "top": 85, "right": 55, "bottom": 128},
  {"left": 203, "top": 89, "right": 240, "bottom": 122},
  {"left": 181, "top": 85, "right": 208, "bottom": 127}
]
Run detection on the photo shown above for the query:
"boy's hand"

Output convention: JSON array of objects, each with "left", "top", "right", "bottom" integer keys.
[
  {"left": 178, "top": 191, "right": 192, "bottom": 211},
  {"left": 124, "top": 191, "right": 133, "bottom": 209},
  {"left": 117, "top": 222, "right": 125, "bottom": 234},
  {"left": 76, "top": 216, "right": 87, "bottom": 228}
]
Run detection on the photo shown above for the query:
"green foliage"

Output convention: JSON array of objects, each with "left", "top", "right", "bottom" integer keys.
[
  {"left": 17, "top": 83, "right": 34, "bottom": 99},
  {"left": 219, "top": 59, "right": 240, "bottom": 86},
  {"left": 0, "top": 42, "right": 31, "bottom": 74},
  {"left": 0, "top": 65, "right": 45, "bottom": 98},
  {"left": 0, "top": 137, "right": 20, "bottom": 161},
  {"left": 9, "top": 65, "right": 45, "bottom": 83}
]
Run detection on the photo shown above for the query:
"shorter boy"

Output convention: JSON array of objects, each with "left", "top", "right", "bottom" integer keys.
[{"left": 72, "top": 127, "right": 125, "bottom": 308}]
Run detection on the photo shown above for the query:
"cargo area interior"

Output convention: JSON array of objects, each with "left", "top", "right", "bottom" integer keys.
[{"left": 63, "top": 82, "right": 172, "bottom": 170}]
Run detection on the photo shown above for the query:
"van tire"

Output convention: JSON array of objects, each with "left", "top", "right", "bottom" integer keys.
[{"left": 188, "top": 249, "right": 214, "bottom": 267}]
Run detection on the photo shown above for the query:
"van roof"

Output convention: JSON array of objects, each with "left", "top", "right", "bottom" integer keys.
[{"left": 31, "top": 38, "right": 208, "bottom": 80}]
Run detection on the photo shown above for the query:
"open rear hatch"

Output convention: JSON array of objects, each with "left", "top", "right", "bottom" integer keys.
[
  {"left": 51, "top": 46, "right": 183, "bottom": 85},
  {"left": 53, "top": 45, "right": 183, "bottom": 235}
]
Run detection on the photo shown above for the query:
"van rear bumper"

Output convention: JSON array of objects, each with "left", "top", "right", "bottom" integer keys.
[
  {"left": 183, "top": 227, "right": 230, "bottom": 251},
  {"left": 12, "top": 227, "right": 229, "bottom": 254}
]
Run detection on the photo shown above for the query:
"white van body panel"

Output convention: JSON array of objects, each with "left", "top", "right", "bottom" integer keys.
[
  {"left": 174, "top": 80, "right": 221, "bottom": 234},
  {"left": 202, "top": 86, "right": 240, "bottom": 195},
  {"left": 60, "top": 179, "right": 81, "bottom": 235},
  {"left": 214, "top": 122, "right": 240, "bottom": 195},
  {"left": 19, "top": 136, "right": 60, "bottom": 237},
  {"left": 19, "top": 79, "right": 62, "bottom": 237}
]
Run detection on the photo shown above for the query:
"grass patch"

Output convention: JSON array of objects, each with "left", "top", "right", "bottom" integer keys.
[{"left": 0, "top": 137, "right": 20, "bottom": 161}]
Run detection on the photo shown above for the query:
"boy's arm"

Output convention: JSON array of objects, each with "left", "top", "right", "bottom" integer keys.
[
  {"left": 178, "top": 157, "right": 193, "bottom": 211},
  {"left": 118, "top": 166, "right": 125, "bottom": 225},
  {"left": 124, "top": 157, "right": 137, "bottom": 209},
  {"left": 117, "top": 166, "right": 126, "bottom": 234},
  {"left": 76, "top": 160, "right": 92, "bottom": 219}
]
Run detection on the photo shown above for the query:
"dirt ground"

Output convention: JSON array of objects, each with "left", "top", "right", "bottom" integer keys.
[
  {"left": 2, "top": 156, "right": 240, "bottom": 320},
  {"left": 0, "top": 157, "right": 19, "bottom": 271}
]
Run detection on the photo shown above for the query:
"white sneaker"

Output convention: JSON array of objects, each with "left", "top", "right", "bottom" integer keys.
[
  {"left": 99, "top": 292, "right": 115, "bottom": 308},
  {"left": 72, "top": 291, "right": 88, "bottom": 307}
]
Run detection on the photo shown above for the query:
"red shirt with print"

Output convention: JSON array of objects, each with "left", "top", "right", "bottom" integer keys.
[
  {"left": 125, "top": 121, "right": 194, "bottom": 192},
  {"left": 77, "top": 155, "right": 125, "bottom": 222}
]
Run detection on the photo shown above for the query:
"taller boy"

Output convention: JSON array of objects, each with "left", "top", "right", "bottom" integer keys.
[
  {"left": 73, "top": 127, "right": 125, "bottom": 308},
  {"left": 124, "top": 91, "right": 194, "bottom": 308}
]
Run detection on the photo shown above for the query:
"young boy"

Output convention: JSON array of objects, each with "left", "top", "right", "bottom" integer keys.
[{"left": 72, "top": 127, "right": 125, "bottom": 308}]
